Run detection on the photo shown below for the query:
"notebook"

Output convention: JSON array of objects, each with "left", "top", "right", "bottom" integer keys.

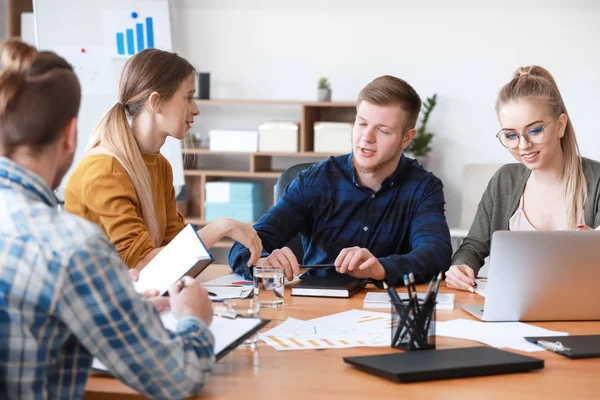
[
  {"left": 525, "top": 335, "right": 600, "bottom": 359},
  {"left": 291, "top": 275, "right": 366, "bottom": 298},
  {"left": 92, "top": 310, "right": 270, "bottom": 373},
  {"left": 363, "top": 292, "right": 455, "bottom": 310},
  {"left": 344, "top": 346, "right": 544, "bottom": 382},
  {"left": 133, "top": 224, "right": 213, "bottom": 295}
]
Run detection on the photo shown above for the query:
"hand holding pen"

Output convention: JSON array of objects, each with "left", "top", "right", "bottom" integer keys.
[{"left": 169, "top": 276, "right": 213, "bottom": 326}]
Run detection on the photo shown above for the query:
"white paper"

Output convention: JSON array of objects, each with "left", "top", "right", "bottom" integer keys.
[
  {"left": 93, "top": 310, "right": 263, "bottom": 371},
  {"left": 103, "top": 1, "right": 172, "bottom": 58},
  {"left": 201, "top": 273, "right": 253, "bottom": 287},
  {"left": 259, "top": 309, "right": 392, "bottom": 351},
  {"left": 474, "top": 279, "right": 488, "bottom": 297},
  {"left": 204, "top": 286, "right": 253, "bottom": 301},
  {"left": 435, "top": 319, "right": 568, "bottom": 352},
  {"left": 201, "top": 273, "right": 299, "bottom": 287},
  {"left": 133, "top": 224, "right": 212, "bottom": 295},
  {"left": 363, "top": 292, "right": 455, "bottom": 310}
]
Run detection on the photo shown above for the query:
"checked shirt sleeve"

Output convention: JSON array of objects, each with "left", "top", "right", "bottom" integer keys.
[{"left": 55, "top": 233, "right": 215, "bottom": 399}]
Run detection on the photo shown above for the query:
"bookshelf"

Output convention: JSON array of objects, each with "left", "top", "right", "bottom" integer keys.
[{"left": 181, "top": 99, "right": 356, "bottom": 254}]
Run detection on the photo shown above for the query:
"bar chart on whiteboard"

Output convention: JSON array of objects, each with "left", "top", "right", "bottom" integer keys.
[{"left": 102, "top": 1, "right": 172, "bottom": 58}]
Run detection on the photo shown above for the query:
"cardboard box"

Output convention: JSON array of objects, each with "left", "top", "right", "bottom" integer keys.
[
  {"left": 209, "top": 129, "right": 258, "bottom": 152},
  {"left": 205, "top": 182, "right": 263, "bottom": 203},
  {"left": 205, "top": 201, "right": 267, "bottom": 223},
  {"left": 258, "top": 121, "right": 299, "bottom": 152},
  {"left": 314, "top": 122, "right": 353, "bottom": 154}
]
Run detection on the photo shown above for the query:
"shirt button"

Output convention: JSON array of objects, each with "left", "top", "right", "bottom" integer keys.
[
  {"left": 391, "top": 182, "right": 394, "bottom": 186},
  {"left": 355, "top": 183, "right": 359, "bottom": 187},
  {"left": 371, "top": 194, "right": 375, "bottom": 199},
  {"left": 363, "top": 226, "right": 369, "bottom": 232}
]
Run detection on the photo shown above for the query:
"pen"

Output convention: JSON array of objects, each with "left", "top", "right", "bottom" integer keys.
[
  {"left": 383, "top": 281, "right": 409, "bottom": 346},
  {"left": 537, "top": 340, "right": 570, "bottom": 353},
  {"left": 408, "top": 273, "right": 421, "bottom": 317},
  {"left": 299, "top": 264, "right": 336, "bottom": 268}
]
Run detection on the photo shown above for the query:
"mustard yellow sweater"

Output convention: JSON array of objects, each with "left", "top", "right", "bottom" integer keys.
[{"left": 64, "top": 153, "right": 185, "bottom": 268}]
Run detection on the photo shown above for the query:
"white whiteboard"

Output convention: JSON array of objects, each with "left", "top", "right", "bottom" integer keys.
[{"left": 33, "top": 0, "right": 184, "bottom": 198}]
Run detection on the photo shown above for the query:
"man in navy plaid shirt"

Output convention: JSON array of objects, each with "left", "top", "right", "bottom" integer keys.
[
  {"left": 0, "top": 41, "right": 215, "bottom": 399},
  {"left": 230, "top": 76, "right": 452, "bottom": 286}
]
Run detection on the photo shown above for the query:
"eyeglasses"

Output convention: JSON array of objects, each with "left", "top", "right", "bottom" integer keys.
[{"left": 495, "top": 119, "right": 555, "bottom": 149}]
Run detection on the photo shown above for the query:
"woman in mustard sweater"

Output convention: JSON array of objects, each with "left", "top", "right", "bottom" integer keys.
[{"left": 65, "top": 49, "right": 261, "bottom": 270}]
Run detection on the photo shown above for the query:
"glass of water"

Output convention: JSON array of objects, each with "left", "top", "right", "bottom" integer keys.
[{"left": 253, "top": 265, "right": 285, "bottom": 308}]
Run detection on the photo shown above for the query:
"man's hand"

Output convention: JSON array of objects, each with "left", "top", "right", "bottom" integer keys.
[
  {"left": 256, "top": 247, "right": 300, "bottom": 281},
  {"left": 128, "top": 269, "right": 170, "bottom": 312},
  {"left": 334, "top": 247, "right": 386, "bottom": 280}
]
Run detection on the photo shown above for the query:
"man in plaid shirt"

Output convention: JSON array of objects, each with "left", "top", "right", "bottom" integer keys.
[{"left": 0, "top": 41, "right": 215, "bottom": 399}]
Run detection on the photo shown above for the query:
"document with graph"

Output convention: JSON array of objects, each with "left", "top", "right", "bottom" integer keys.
[{"left": 259, "top": 309, "right": 393, "bottom": 350}]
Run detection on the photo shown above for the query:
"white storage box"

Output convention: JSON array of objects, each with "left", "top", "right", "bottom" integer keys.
[
  {"left": 258, "top": 121, "right": 299, "bottom": 152},
  {"left": 209, "top": 130, "right": 258, "bottom": 152},
  {"left": 314, "top": 122, "right": 353, "bottom": 154}
]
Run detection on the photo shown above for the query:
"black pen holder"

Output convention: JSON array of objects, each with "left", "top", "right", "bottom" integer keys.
[{"left": 390, "top": 297, "right": 436, "bottom": 351}]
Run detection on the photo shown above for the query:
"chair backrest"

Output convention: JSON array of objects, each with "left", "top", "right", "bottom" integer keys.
[
  {"left": 273, "top": 162, "right": 315, "bottom": 262},
  {"left": 460, "top": 163, "right": 504, "bottom": 230}
]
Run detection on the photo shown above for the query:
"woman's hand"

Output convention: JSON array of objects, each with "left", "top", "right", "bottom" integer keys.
[
  {"left": 445, "top": 264, "right": 477, "bottom": 292},
  {"left": 220, "top": 218, "right": 263, "bottom": 266}
]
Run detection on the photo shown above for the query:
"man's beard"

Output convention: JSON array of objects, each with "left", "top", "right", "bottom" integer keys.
[{"left": 352, "top": 140, "right": 404, "bottom": 174}]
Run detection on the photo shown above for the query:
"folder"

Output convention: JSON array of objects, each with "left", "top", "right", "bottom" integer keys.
[
  {"left": 133, "top": 224, "right": 213, "bottom": 295},
  {"left": 344, "top": 346, "right": 544, "bottom": 382},
  {"left": 525, "top": 335, "right": 600, "bottom": 359}
]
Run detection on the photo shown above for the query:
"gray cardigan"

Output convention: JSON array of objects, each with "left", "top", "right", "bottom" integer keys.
[{"left": 451, "top": 157, "right": 600, "bottom": 275}]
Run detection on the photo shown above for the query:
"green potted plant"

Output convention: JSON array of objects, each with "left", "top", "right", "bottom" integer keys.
[
  {"left": 317, "top": 77, "right": 332, "bottom": 102},
  {"left": 406, "top": 94, "right": 437, "bottom": 168}
]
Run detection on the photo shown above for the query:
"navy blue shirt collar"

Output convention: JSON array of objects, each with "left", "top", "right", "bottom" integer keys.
[{"left": 345, "top": 153, "right": 408, "bottom": 190}]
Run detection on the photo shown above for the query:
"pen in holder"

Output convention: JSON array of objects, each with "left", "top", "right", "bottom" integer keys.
[{"left": 386, "top": 273, "right": 439, "bottom": 352}]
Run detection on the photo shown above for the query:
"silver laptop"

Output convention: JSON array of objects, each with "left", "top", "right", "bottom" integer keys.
[{"left": 462, "top": 231, "right": 600, "bottom": 322}]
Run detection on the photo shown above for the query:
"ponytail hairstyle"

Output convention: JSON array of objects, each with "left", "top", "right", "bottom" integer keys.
[
  {"left": 0, "top": 39, "right": 80, "bottom": 157},
  {"left": 496, "top": 65, "right": 586, "bottom": 229},
  {"left": 89, "top": 49, "right": 195, "bottom": 246}
]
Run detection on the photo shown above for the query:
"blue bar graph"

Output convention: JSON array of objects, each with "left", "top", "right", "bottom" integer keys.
[
  {"left": 136, "top": 23, "right": 145, "bottom": 52},
  {"left": 116, "top": 33, "right": 125, "bottom": 55},
  {"left": 114, "top": 16, "right": 156, "bottom": 55},
  {"left": 126, "top": 29, "right": 135, "bottom": 55},
  {"left": 146, "top": 17, "right": 154, "bottom": 48}
]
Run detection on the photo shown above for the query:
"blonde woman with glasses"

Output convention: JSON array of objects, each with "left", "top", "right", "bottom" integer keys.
[{"left": 446, "top": 65, "right": 600, "bottom": 292}]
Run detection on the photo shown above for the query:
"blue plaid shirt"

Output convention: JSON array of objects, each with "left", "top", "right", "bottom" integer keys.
[
  {"left": 229, "top": 154, "right": 452, "bottom": 286},
  {"left": 0, "top": 157, "right": 215, "bottom": 400}
]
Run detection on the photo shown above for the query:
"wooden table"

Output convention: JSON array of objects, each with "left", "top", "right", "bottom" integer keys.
[{"left": 85, "top": 267, "right": 600, "bottom": 399}]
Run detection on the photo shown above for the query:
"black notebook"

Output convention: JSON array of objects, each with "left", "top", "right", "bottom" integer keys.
[
  {"left": 291, "top": 275, "right": 366, "bottom": 298},
  {"left": 344, "top": 346, "right": 544, "bottom": 382},
  {"left": 525, "top": 335, "right": 600, "bottom": 359}
]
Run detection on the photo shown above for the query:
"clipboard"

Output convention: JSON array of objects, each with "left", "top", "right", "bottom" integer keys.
[
  {"left": 92, "top": 313, "right": 271, "bottom": 373},
  {"left": 524, "top": 335, "right": 600, "bottom": 359}
]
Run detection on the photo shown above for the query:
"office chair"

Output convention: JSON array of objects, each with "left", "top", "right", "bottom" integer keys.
[{"left": 274, "top": 162, "right": 315, "bottom": 262}]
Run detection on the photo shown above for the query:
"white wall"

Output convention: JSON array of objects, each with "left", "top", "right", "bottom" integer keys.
[
  {"left": 0, "top": 0, "right": 8, "bottom": 40},
  {"left": 170, "top": 0, "right": 600, "bottom": 228}
]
